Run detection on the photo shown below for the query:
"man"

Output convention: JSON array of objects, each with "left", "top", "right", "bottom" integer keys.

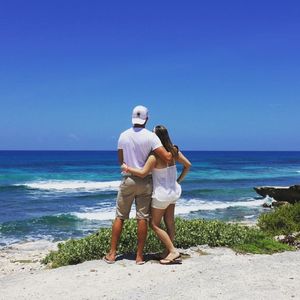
[{"left": 104, "top": 105, "right": 172, "bottom": 264}]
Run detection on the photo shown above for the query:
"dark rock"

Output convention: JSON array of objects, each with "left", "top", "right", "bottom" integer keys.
[
  {"left": 254, "top": 185, "right": 300, "bottom": 203},
  {"left": 275, "top": 232, "right": 300, "bottom": 247},
  {"left": 262, "top": 202, "right": 273, "bottom": 208},
  {"left": 272, "top": 201, "right": 290, "bottom": 207}
]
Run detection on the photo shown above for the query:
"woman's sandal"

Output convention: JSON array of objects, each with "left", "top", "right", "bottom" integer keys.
[{"left": 160, "top": 254, "right": 182, "bottom": 265}]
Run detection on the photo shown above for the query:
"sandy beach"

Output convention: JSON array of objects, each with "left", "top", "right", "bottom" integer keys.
[{"left": 1, "top": 240, "right": 299, "bottom": 300}]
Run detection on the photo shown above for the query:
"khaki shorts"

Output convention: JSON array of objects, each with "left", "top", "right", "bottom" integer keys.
[{"left": 116, "top": 175, "right": 153, "bottom": 220}]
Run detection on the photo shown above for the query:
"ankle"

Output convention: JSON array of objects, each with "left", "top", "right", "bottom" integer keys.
[
  {"left": 136, "top": 253, "right": 144, "bottom": 260},
  {"left": 107, "top": 250, "right": 116, "bottom": 257}
]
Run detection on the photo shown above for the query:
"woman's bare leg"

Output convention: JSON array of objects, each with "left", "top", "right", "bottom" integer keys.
[
  {"left": 163, "top": 204, "right": 175, "bottom": 242},
  {"left": 150, "top": 207, "right": 179, "bottom": 260}
]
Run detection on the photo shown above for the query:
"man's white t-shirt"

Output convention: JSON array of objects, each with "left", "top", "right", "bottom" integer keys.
[{"left": 118, "top": 127, "right": 162, "bottom": 169}]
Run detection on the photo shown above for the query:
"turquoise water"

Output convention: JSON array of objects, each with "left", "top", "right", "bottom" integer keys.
[{"left": 1, "top": 151, "right": 300, "bottom": 246}]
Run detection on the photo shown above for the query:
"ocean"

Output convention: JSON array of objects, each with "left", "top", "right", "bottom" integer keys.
[{"left": 1, "top": 151, "right": 300, "bottom": 247}]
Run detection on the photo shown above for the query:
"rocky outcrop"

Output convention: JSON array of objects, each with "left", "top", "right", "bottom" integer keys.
[
  {"left": 254, "top": 185, "right": 300, "bottom": 204},
  {"left": 262, "top": 200, "right": 289, "bottom": 208},
  {"left": 275, "top": 232, "right": 300, "bottom": 249}
]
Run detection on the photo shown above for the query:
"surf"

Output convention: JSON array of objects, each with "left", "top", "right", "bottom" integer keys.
[{"left": 14, "top": 180, "right": 121, "bottom": 192}]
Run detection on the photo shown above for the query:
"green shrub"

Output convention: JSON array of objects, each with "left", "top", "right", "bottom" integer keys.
[
  {"left": 258, "top": 203, "right": 300, "bottom": 235},
  {"left": 43, "top": 217, "right": 292, "bottom": 268},
  {"left": 232, "top": 230, "right": 291, "bottom": 254},
  {"left": 173, "top": 218, "right": 250, "bottom": 248},
  {"left": 42, "top": 227, "right": 113, "bottom": 268}
]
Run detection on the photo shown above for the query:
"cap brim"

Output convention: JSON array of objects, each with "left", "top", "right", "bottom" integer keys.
[{"left": 132, "top": 118, "right": 146, "bottom": 125}]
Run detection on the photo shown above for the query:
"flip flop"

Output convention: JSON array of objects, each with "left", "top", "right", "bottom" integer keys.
[
  {"left": 160, "top": 258, "right": 182, "bottom": 265},
  {"left": 160, "top": 255, "right": 182, "bottom": 265},
  {"left": 136, "top": 260, "right": 146, "bottom": 265},
  {"left": 103, "top": 256, "right": 116, "bottom": 264}
]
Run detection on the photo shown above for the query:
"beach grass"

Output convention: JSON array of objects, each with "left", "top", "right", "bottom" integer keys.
[
  {"left": 233, "top": 232, "right": 292, "bottom": 254},
  {"left": 43, "top": 215, "right": 294, "bottom": 268},
  {"left": 258, "top": 202, "right": 300, "bottom": 235}
]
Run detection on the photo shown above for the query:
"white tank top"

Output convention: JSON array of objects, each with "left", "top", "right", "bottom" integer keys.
[{"left": 152, "top": 165, "right": 182, "bottom": 202}]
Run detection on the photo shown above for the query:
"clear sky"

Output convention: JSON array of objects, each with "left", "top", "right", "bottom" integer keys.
[{"left": 0, "top": 0, "right": 299, "bottom": 150}]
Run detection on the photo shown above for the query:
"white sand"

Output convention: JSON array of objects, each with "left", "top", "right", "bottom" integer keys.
[{"left": 0, "top": 241, "right": 299, "bottom": 300}]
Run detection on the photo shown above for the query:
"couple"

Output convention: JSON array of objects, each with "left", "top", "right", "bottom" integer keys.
[{"left": 104, "top": 105, "right": 191, "bottom": 265}]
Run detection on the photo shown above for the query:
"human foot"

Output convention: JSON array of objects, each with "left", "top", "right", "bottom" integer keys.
[
  {"left": 136, "top": 255, "right": 145, "bottom": 265},
  {"left": 103, "top": 252, "right": 116, "bottom": 264},
  {"left": 160, "top": 251, "right": 181, "bottom": 265}
]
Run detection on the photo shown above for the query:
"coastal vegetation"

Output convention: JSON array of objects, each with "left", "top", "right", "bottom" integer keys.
[
  {"left": 43, "top": 204, "right": 300, "bottom": 268},
  {"left": 258, "top": 202, "right": 300, "bottom": 235}
]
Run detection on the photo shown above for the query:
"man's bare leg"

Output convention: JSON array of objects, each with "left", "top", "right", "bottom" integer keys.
[
  {"left": 105, "top": 217, "right": 124, "bottom": 262},
  {"left": 136, "top": 219, "right": 148, "bottom": 264}
]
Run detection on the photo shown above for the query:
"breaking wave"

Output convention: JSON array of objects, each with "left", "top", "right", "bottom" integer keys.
[
  {"left": 72, "top": 197, "right": 266, "bottom": 221},
  {"left": 14, "top": 180, "right": 121, "bottom": 192}
]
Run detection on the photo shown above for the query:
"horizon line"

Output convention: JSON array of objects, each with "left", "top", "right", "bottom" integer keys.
[{"left": 1, "top": 149, "right": 300, "bottom": 152}]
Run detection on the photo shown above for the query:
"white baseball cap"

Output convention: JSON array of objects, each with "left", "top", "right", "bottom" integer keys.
[{"left": 132, "top": 105, "right": 148, "bottom": 125}]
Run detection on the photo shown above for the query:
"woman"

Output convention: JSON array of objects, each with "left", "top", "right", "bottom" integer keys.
[{"left": 121, "top": 125, "right": 191, "bottom": 264}]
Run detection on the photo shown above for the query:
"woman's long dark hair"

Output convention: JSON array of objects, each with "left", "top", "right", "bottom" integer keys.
[{"left": 154, "top": 125, "right": 178, "bottom": 158}]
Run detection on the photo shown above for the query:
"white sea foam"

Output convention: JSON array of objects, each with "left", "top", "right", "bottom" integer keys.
[
  {"left": 244, "top": 215, "right": 255, "bottom": 219},
  {"left": 73, "top": 198, "right": 266, "bottom": 221},
  {"left": 73, "top": 209, "right": 117, "bottom": 221},
  {"left": 16, "top": 180, "right": 121, "bottom": 192},
  {"left": 174, "top": 198, "right": 265, "bottom": 214}
]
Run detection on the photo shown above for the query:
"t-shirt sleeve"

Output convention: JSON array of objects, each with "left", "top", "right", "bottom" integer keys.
[
  {"left": 151, "top": 133, "right": 163, "bottom": 150},
  {"left": 117, "top": 133, "right": 125, "bottom": 150}
]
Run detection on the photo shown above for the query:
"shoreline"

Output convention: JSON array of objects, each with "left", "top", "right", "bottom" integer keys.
[
  {"left": 1, "top": 239, "right": 299, "bottom": 299},
  {"left": 0, "top": 219, "right": 259, "bottom": 278},
  {"left": 0, "top": 240, "right": 58, "bottom": 279}
]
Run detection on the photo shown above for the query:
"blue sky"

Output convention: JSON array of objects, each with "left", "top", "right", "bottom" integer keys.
[{"left": 0, "top": 0, "right": 299, "bottom": 150}]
